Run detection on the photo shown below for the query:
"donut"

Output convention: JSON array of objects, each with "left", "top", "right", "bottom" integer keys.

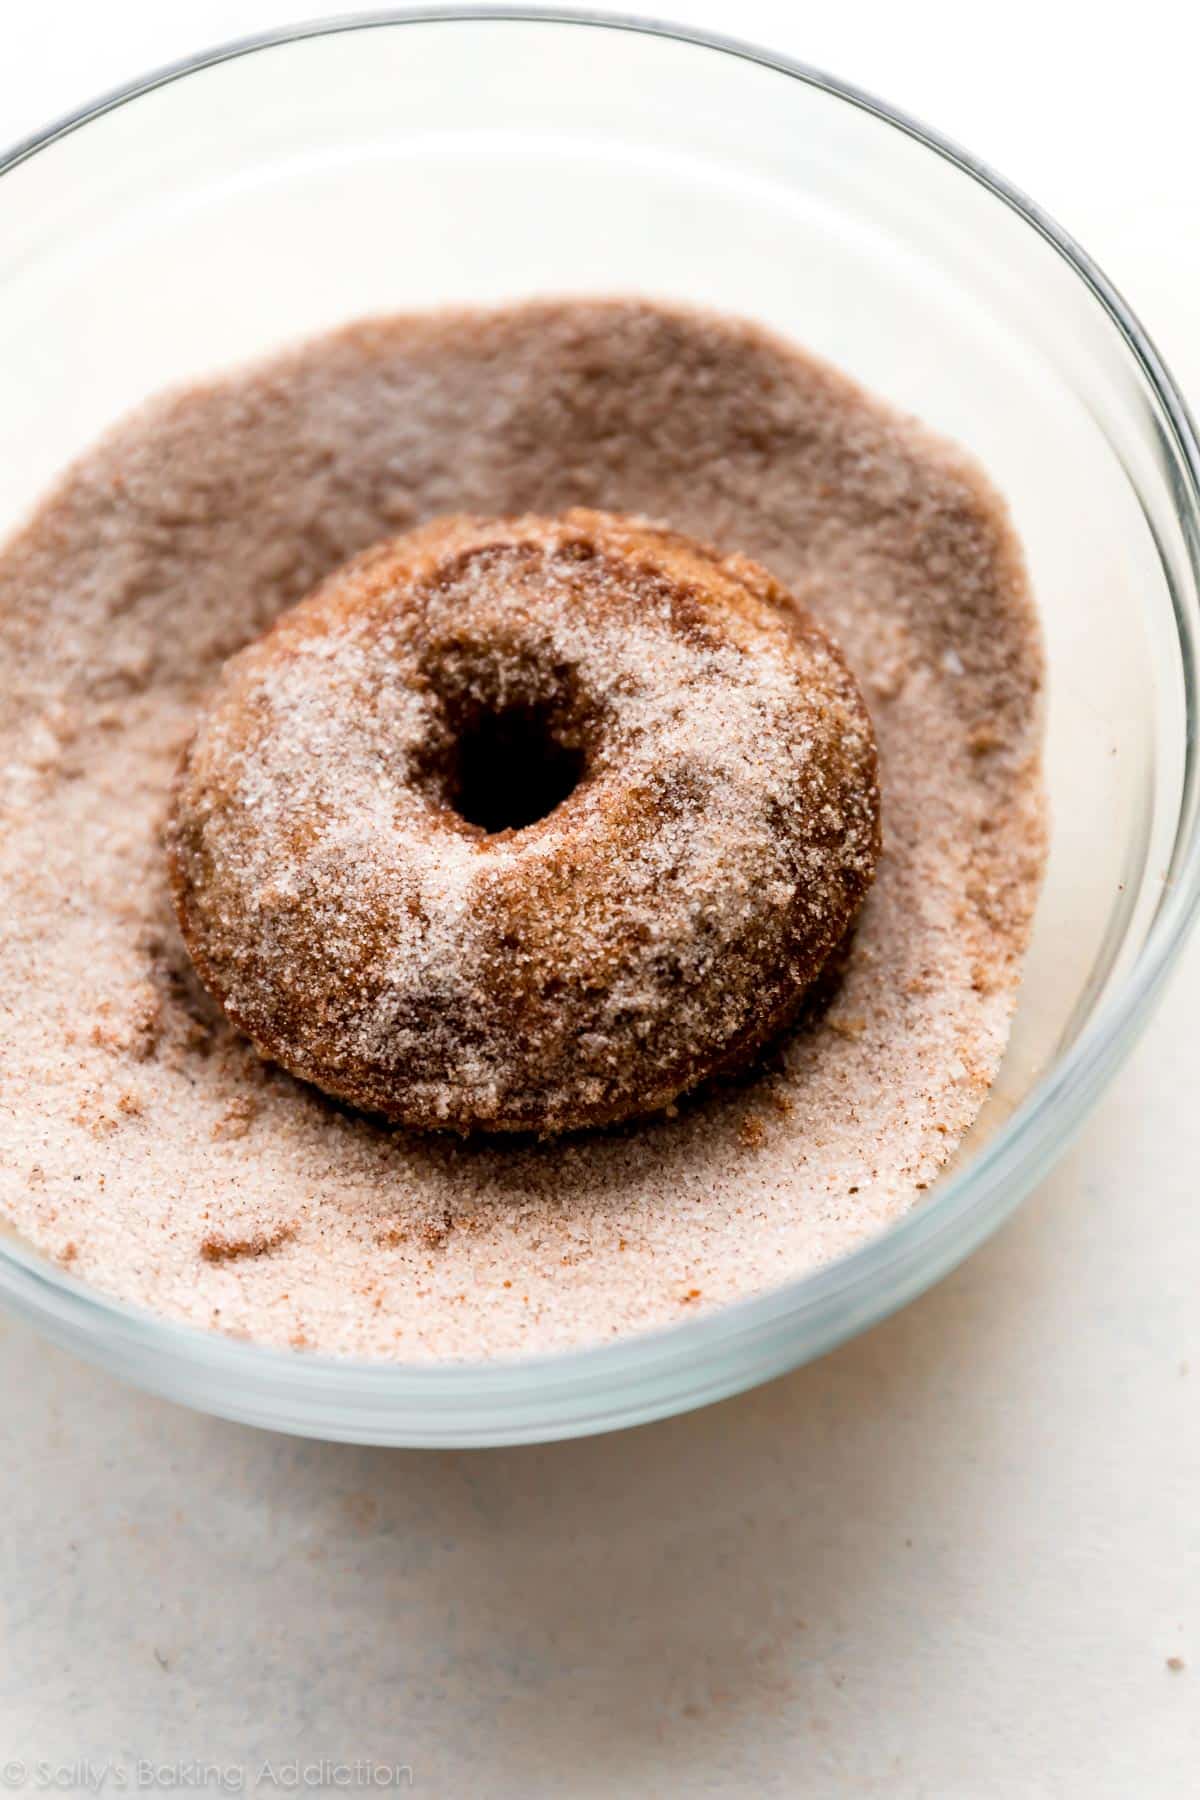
[{"left": 166, "top": 509, "right": 881, "bottom": 1134}]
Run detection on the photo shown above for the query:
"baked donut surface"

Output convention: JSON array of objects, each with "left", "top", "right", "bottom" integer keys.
[{"left": 166, "top": 508, "right": 880, "bottom": 1133}]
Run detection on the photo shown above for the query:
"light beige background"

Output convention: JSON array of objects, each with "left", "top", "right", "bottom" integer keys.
[{"left": 3, "top": 2, "right": 1199, "bottom": 1794}]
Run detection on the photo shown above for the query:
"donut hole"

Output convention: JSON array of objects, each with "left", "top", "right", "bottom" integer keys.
[{"left": 446, "top": 699, "right": 587, "bottom": 834}]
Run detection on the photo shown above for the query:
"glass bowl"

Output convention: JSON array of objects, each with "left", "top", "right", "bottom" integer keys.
[{"left": 2, "top": 11, "right": 1198, "bottom": 1446}]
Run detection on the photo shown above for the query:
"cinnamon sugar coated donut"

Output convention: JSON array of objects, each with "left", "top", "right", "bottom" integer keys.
[{"left": 167, "top": 510, "right": 880, "bottom": 1133}]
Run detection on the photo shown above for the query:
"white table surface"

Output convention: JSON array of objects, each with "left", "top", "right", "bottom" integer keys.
[{"left": 3, "top": 4, "right": 1199, "bottom": 1793}]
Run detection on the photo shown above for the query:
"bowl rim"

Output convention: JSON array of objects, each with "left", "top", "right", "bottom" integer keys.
[{"left": 3, "top": 5, "right": 1200, "bottom": 1433}]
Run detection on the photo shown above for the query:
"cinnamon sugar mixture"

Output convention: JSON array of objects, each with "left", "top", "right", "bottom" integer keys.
[{"left": 0, "top": 301, "right": 1045, "bottom": 1359}]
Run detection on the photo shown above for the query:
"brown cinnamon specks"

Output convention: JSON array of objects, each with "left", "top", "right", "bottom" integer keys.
[
  {"left": 211, "top": 1095, "right": 258, "bottom": 1141},
  {"left": 200, "top": 1224, "right": 295, "bottom": 1265}
]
